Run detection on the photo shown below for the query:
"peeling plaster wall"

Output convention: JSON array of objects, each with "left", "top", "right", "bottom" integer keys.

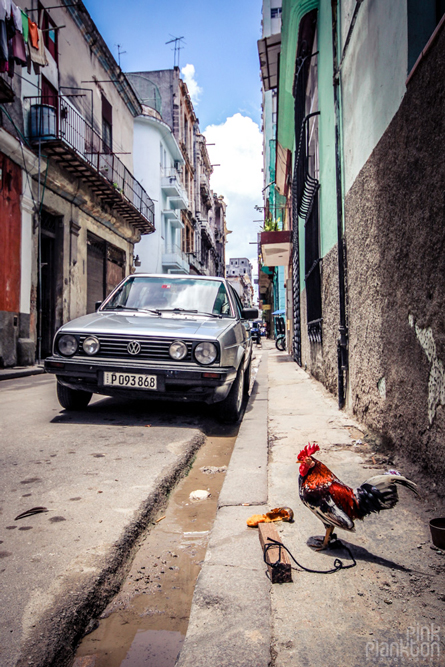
[
  {"left": 409, "top": 317, "right": 445, "bottom": 426},
  {"left": 344, "top": 24, "right": 445, "bottom": 485}
]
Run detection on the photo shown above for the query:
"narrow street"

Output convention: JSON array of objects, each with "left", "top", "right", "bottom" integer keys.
[
  {"left": 0, "top": 1, "right": 444, "bottom": 666},
  {"left": 0, "top": 373, "right": 239, "bottom": 667}
]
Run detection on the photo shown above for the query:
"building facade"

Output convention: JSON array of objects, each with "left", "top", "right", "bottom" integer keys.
[
  {"left": 127, "top": 68, "right": 227, "bottom": 276},
  {"left": 0, "top": 0, "right": 154, "bottom": 367},
  {"left": 263, "top": 0, "right": 445, "bottom": 486},
  {"left": 226, "top": 258, "right": 254, "bottom": 306}
]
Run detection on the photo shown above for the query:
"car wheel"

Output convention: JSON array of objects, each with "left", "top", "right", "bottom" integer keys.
[
  {"left": 218, "top": 364, "right": 245, "bottom": 424},
  {"left": 243, "top": 357, "right": 252, "bottom": 396},
  {"left": 57, "top": 381, "right": 92, "bottom": 410}
]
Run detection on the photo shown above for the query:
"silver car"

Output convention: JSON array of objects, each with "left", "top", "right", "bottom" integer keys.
[{"left": 44, "top": 274, "right": 258, "bottom": 423}]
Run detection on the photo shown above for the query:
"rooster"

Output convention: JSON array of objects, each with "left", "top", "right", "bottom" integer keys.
[{"left": 297, "top": 443, "right": 419, "bottom": 550}]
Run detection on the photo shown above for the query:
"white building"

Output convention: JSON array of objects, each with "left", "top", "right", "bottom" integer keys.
[
  {"left": 133, "top": 107, "right": 188, "bottom": 274},
  {"left": 226, "top": 258, "right": 253, "bottom": 280}
]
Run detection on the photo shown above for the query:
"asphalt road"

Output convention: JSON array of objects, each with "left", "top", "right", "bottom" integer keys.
[{"left": 0, "top": 374, "right": 235, "bottom": 667}]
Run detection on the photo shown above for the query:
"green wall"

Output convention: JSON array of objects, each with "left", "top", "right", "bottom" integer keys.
[
  {"left": 278, "top": 0, "right": 338, "bottom": 287},
  {"left": 317, "top": 0, "right": 338, "bottom": 257}
]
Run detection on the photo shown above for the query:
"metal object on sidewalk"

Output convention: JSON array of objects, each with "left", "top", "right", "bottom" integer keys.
[{"left": 259, "top": 523, "right": 292, "bottom": 583}]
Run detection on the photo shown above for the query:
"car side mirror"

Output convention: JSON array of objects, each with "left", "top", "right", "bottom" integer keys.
[
  {"left": 95, "top": 301, "right": 103, "bottom": 311},
  {"left": 241, "top": 308, "right": 259, "bottom": 320}
]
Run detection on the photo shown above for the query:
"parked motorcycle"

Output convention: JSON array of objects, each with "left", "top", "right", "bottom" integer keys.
[{"left": 251, "top": 321, "right": 262, "bottom": 346}]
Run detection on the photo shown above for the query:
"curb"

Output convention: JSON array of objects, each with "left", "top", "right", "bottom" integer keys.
[{"left": 0, "top": 366, "right": 45, "bottom": 381}]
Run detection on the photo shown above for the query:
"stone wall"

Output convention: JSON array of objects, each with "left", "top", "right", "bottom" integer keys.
[{"left": 345, "top": 22, "right": 445, "bottom": 485}]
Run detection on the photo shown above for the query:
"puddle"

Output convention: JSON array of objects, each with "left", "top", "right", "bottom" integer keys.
[{"left": 75, "top": 433, "right": 237, "bottom": 667}]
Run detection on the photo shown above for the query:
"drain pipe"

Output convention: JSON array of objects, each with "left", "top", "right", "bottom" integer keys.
[{"left": 331, "top": 0, "right": 348, "bottom": 409}]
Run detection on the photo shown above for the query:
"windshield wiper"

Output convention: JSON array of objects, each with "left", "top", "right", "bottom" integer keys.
[
  {"left": 159, "top": 308, "right": 198, "bottom": 313},
  {"left": 159, "top": 308, "right": 222, "bottom": 318},
  {"left": 104, "top": 305, "right": 162, "bottom": 315}
]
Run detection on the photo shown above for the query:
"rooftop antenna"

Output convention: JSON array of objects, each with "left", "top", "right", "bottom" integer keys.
[
  {"left": 166, "top": 35, "right": 185, "bottom": 69},
  {"left": 116, "top": 44, "right": 126, "bottom": 68}
]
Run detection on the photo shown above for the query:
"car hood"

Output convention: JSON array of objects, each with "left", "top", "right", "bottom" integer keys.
[{"left": 58, "top": 311, "right": 233, "bottom": 340}]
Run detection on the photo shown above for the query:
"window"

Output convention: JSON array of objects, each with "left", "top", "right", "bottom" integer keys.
[
  {"left": 40, "top": 4, "right": 57, "bottom": 62},
  {"left": 408, "top": 0, "right": 445, "bottom": 71},
  {"left": 101, "top": 94, "right": 112, "bottom": 154},
  {"left": 271, "top": 7, "right": 282, "bottom": 19},
  {"left": 228, "top": 286, "right": 242, "bottom": 318},
  {"left": 41, "top": 77, "right": 57, "bottom": 108},
  {"left": 184, "top": 116, "right": 188, "bottom": 149}
]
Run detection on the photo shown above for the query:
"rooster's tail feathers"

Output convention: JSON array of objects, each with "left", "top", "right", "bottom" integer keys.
[
  {"left": 356, "top": 474, "right": 419, "bottom": 518},
  {"left": 364, "top": 474, "right": 419, "bottom": 497}
]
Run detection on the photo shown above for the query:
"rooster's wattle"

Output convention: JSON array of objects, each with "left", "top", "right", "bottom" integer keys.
[{"left": 297, "top": 444, "right": 419, "bottom": 550}]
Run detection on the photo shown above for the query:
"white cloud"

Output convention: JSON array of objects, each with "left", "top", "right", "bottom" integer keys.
[
  {"left": 181, "top": 63, "right": 202, "bottom": 106},
  {"left": 204, "top": 113, "right": 263, "bottom": 276}
]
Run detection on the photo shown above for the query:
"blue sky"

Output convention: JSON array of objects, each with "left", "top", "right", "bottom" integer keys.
[
  {"left": 85, "top": 0, "right": 264, "bottom": 273},
  {"left": 85, "top": 0, "right": 263, "bottom": 128}
]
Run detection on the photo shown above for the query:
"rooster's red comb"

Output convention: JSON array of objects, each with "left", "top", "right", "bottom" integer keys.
[{"left": 297, "top": 443, "right": 320, "bottom": 461}]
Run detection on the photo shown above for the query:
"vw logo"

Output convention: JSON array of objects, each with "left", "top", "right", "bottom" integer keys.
[{"left": 127, "top": 341, "right": 141, "bottom": 355}]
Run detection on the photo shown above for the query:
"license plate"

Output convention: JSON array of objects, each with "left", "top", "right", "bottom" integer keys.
[{"left": 103, "top": 372, "right": 157, "bottom": 390}]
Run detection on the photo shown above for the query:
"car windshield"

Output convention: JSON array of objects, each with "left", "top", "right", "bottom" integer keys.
[{"left": 103, "top": 276, "right": 234, "bottom": 317}]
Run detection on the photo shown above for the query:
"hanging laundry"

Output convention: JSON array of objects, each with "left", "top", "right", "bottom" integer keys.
[
  {"left": 6, "top": 12, "right": 15, "bottom": 77},
  {"left": 28, "top": 18, "right": 38, "bottom": 49},
  {"left": 20, "top": 9, "right": 28, "bottom": 42},
  {"left": 0, "top": 20, "right": 8, "bottom": 70},
  {"left": 11, "top": 29, "right": 25, "bottom": 65},
  {"left": 28, "top": 26, "right": 47, "bottom": 67},
  {"left": 11, "top": 2, "right": 21, "bottom": 32},
  {"left": 0, "top": 0, "right": 11, "bottom": 22}
]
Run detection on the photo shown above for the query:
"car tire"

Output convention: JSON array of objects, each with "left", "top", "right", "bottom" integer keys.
[
  {"left": 57, "top": 381, "right": 92, "bottom": 410},
  {"left": 243, "top": 356, "right": 252, "bottom": 396},
  {"left": 218, "top": 364, "right": 245, "bottom": 424}
]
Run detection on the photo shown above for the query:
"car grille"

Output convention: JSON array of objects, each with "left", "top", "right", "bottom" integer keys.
[{"left": 76, "top": 335, "right": 193, "bottom": 362}]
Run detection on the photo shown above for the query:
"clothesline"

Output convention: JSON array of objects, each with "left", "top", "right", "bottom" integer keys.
[{"left": 0, "top": 0, "right": 50, "bottom": 79}]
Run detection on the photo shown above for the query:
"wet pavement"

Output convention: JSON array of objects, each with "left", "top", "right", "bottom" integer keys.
[{"left": 75, "top": 434, "right": 237, "bottom": 667}]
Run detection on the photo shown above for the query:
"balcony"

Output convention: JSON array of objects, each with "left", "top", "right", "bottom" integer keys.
[
  {"left": 162, "top": 206, "right": 183, "bottom": 228},
  {"left": 200, "top": 175, "right": 212, "bottom": 210},
  {"left": 162, "top": 244, "right": 189, "bottom": 273},
  {"left": 161, "top": 168, "right": 188, "bottom": 209},
  {"left": 200, "top": 220, "right": 214, "bottom": 246},
  {"left": 24, "top": 96, "right": 154, "bottom": 234},
  {"left": 260, "top": 230, "right": 292, "bottom": 267}
]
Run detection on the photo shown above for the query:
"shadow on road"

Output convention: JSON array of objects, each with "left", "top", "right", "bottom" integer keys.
[
  {"left": 50, "top": 391, "right": 245, "bottom": 439},
  {"left": 306, "top": 536, "right": 413, "bottom": 573}
]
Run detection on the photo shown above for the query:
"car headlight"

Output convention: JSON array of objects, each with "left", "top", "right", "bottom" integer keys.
[
  {"left": 58, "top": 334, "right": 78, "bottom": 357},
  {"left": 83, "top": 336, "right": 100, "bottom": 355},
  {"left": 169, "top": 340, "right": 187, "bottom": 361},
  {"left": 194, "top": 341, "right": 217, "bottom": 365}
]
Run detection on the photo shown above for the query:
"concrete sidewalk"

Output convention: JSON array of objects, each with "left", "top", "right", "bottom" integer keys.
[
  {"left": 179, "top": 341, "right": 445, "bottom": 667},
  {"left": 0, "top": 365, "right": 44, "bottom": 381}
]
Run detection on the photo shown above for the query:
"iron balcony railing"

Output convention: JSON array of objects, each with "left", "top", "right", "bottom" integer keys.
[{"left": 24, "top": 95, "right": 155, "bottom": 233}]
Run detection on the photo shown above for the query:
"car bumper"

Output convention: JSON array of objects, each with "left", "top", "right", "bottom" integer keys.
[{"left": 44, "top": 356, "right": 237, "bottom": 404}]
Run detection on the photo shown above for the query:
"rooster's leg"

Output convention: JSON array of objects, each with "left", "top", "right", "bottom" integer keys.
[{"left": 315, "top": 525, "right": 335, "bottom": 551}]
